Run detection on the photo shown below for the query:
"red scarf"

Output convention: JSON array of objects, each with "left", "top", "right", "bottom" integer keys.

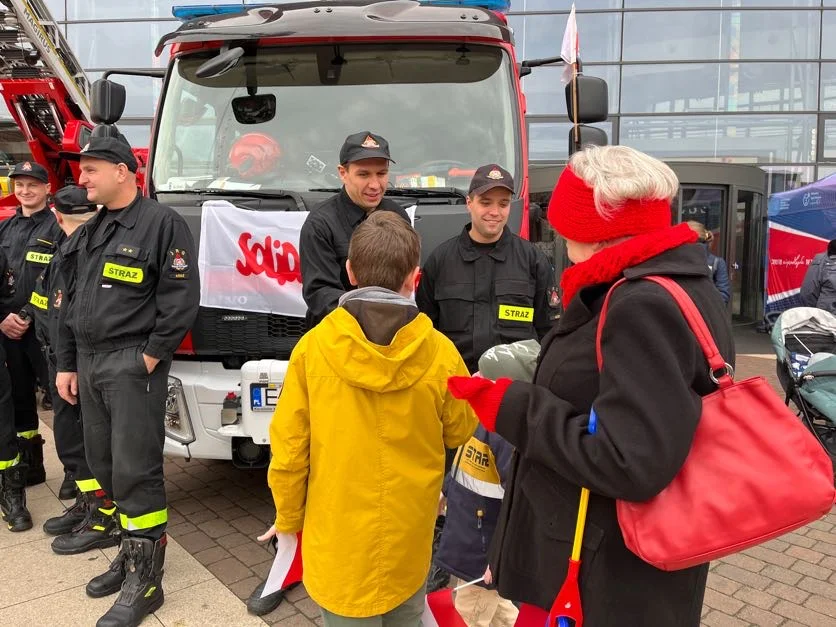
[{"left": 560, "top": 223, "right": 698, "bottom": 307}]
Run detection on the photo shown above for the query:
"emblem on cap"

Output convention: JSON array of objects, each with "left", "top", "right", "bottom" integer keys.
[
  {"left": 361, "top": 135, "right": 380, "bottom": 149},
  {"left": 487, "top": 168, "right": 503, "bottom": 180},
  {"left": 81, "top": 143, "right": 90, "bottom": 152},
  {"left": 21, "top": 162, "right": 32, "bottom": 172}
]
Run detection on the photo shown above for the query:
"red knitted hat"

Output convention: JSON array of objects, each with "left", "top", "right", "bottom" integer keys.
[{"left": 547, "top": 166, "right": 673, "bottom": 243}]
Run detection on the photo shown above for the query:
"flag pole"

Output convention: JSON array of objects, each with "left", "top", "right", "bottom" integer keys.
[{"left": 571, "top": 59, "right": 580, "bottom": 149}]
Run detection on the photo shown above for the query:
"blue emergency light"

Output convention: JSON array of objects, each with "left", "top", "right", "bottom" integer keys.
[
  {"left": 173, "top": 0, "right": 510, "bottom": 22},
  {"left": 420, "top": 0, "right": 510, "bottom": 10}
]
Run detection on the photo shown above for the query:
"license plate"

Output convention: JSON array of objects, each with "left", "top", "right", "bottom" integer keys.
[{"left": 250, "top": 383, "right": 279, "bottom": 411}]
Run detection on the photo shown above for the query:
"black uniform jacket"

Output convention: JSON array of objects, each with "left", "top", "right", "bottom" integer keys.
[
  {"left": 488, "top": 244, "right": 735, "bottom": 627},
  {"left": 300, "top": 189, "right": 409, "bottom": 327},
  {"left": 0, "top": 205, "right": 63, "bottom": 316},
  {"left": 416, "top": 225, "right": 555, "bottom": 373},
  {"left": 62, "top": 191, "right": 200, "bottom": 364}
]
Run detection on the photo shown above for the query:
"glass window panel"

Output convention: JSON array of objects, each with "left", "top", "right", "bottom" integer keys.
[
  {"left": 0, "top": 122, "right": 33, "bottom": 165},
  {"left": 623, "top": 11, "right": 820, "bottom": 61},
  {"left": 524, "top": 65, "right": 619, "bottom": 115},
  {"left": 85, "top": 72, "right": 164, "bottom": 119},
  {"left": 762, "top": 165, "right": 814, "bottom": 195},
  {"left": 821, "top": 64, "right": 836, "bottom": 110},
  {"left": 823, "top": 119, "right": 836, "bottom": 160},
  {"left": 528, "top": 121, "right": 613, "bottom": 162},
  {"left": 510, "top": 0, "right": 621, "bottom": 9},
  {"left": 619, "top": 115, "right": 816, "bottom": 163},
  {"left": 508, "top": 13, "right": 621, "bottom": 63},
  {"left": 67, "top": 0, "right": 242, "bottom": 20},
  {"left": 621, "top": 63, "right": 818, "bottom": 113},
  {"left": 118, "top": 123, "right": 152, "bottom": 149},
  {"left": 67, "top": 22, "right": 175, "bottom": 69},
  {"left": 823, "top": 12, "right": 836, "bottom": 58},
  {"left": 42, "top": 0, "right": 64, "bottom": 20}
]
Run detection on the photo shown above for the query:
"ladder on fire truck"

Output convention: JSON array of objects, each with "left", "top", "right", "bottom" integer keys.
[{"left": 0, "top": 0, "right": 91, "bottom": 193}]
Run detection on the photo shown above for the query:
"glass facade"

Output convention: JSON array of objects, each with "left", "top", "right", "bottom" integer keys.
[
  {"left": 510, "top": 0, "right": 836, "bottom": 194},
  {"left": 0, "top": 0, "right": 833, "bottom": 196}
]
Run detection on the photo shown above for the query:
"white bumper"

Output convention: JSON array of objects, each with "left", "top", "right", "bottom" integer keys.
[{"left": 163, "top": 359, "right": 288, "bottom": 460}]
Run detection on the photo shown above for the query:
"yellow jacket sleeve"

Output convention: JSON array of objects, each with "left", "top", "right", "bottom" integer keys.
[
  {"left": 267, "top": 339, "right": 311, "bottom": 533},
  {"left": 441, "top": 354, "right": 479, "bottom": 449}
]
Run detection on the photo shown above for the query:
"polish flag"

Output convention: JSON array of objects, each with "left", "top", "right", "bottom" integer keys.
[
  {"left": 422, "top": 589, "right": 467, "bottom": 627},
  {"left": 261, "top": 531, "right": 303, "bottom": 598}
]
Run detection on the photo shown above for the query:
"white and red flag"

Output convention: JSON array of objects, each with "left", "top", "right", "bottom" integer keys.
[
  {"left": 560, "top": 3, "right": 579, "bottom": 85},
  {"left": 261, "top": 531, "right": 303, "bottom": 598}
]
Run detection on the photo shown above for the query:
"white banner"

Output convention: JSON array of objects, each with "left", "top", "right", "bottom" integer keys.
[
  {"left": 198, "top": 200, "right": 308, "bottom": 316},
  {"left": 198, "top": 200, "right": 416, "bottom": 317}
]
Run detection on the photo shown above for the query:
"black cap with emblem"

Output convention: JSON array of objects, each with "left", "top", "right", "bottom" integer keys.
[
  {"left": 59, "top": 135, "right": 138, "bottom": 173},
  {"left": 9, "top": 161, "right": 49, "bottom": 183},
  {"left": 468, "top": 164, "right": 514, "bottom": 197},
  {"left": 339, "top": 131, "right": 395, "bottom": 165},
  {"left": 50, "top": 185, "right": 97, "bottom": 215}
]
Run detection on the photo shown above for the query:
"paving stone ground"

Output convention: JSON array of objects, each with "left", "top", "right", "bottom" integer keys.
[{"left": 158, "top": 331, "right": 836, "bottom": 627}]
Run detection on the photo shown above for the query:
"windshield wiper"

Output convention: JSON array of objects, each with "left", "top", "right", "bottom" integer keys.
[
  {"left": 309, "top": 187, "right": 466, "bottom": 200},
  {"left": 197, "top": 188, "right": 306, "bottom": 211}
]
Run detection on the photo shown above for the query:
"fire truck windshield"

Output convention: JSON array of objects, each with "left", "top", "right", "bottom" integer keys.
[{"left": 152, "top": 43, "right": 518, "bottom": 195}]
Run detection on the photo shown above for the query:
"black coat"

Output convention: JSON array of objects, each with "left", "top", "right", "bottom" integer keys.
[{"left": 489, "top": 244, "right": 735, "bottom": 627}]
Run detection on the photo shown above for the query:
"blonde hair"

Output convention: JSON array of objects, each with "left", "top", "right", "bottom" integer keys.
[
  {"left": 685, "top": 220, "right": 713, "bottom": 243},
  {"left": 568, "top": 145, "right": 679, "bottom": 219}
]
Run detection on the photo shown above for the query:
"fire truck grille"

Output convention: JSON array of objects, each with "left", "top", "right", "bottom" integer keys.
[{"left": 191, "top": 307, "right": 307, "bottom": 360}]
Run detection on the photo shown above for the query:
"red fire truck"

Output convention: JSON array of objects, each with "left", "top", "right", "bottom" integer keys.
[{"left": 1, "top": 0, "right": 601, "bottom": 466}]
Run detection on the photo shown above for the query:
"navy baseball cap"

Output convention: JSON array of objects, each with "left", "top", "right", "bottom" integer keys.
[
  {"left": 339, "top": 131, "right": 395, "bottom": 165},
  {"left": 50, "top": 185, "right": 97, "bottom": 214},
  {"left": 60, "top": 135, "right": 138, "bottom": 173},
  {"left": 468, "top": 164, "right": 514, "bottom": 197},
  {"left": 9, "top": 161, "right": 49, "bottom": 183}
]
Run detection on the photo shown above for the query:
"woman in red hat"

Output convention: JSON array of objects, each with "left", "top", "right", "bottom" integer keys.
[{"left": 447, "top": 146, "right": 735, "bottom": 626}]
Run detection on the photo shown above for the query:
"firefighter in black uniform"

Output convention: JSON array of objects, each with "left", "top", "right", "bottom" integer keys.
[
  {"left": 0, "top": 245, "right": 31, "bottom": 532},
  {"left": 299, "top": 131, "right": 410, "bottom": 328},
  {"left": 57, "top": 136, "right": 200, "bottom": 627},
  {"left": 416, "top": 164, "right": 556, "bottom": 374},
  {"left": 0, "top": 161, "right": 63, "bottom": 492},
  {"left": 29, "top": 185, "right": 120, "bottom": 554}
]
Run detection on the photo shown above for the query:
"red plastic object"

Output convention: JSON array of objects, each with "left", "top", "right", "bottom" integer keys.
[{"left": 547, "top": 559, "right": 583, "bottom": 627}]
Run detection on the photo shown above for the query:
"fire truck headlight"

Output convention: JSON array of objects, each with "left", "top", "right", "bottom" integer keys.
[{"left": 165, "top": 377, "right": 195, "bottom": 444}]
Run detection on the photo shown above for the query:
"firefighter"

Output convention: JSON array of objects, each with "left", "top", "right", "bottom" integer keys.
[
  {"left": 416, "top": 164, "right": 557, "bottom": 375},
  {"left": 299, "top": 131, "right": 410, "bottom": 328},
  {"left": 29, "top": 185, "right": 121, "bottom": 554},
  {"left": 0, "top": 161, "right": 63, "bottom": 493},
  {"left": 56, "top": 135, "right": 200, "bottom": 626},
  {"left": 0, "top": 245, "right": 31, "bottom": 532}
]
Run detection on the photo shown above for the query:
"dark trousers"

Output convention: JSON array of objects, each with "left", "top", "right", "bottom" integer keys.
[
  {"left": 47, "top": 360, "right": 93, "bottom": 481},
  {"left": 3, "top": 328, "right": 42, "bottom": 436},
  {"left": 78, "top": 345, "right": 170, "bottom": 539},
  {"left": 0, "top": 341, "right": 16, "bottom": 463}
]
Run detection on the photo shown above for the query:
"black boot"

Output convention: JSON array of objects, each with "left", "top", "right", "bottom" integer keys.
[
  {"left": 43, "top": 490, "right": 88, "bottom": 536},
  {"left": 87, "top": 541, "right": 129, "bottom": 598},
  {"left": 52, "top": 493, "right": 120, "bottom": 555},
  {"left": 1, "top": 463, "right": 33, "bottom": 532},
  {"left": 96, "top": 535, "right": 166, "bottom": 627},
  {"left": 58, "top": 470, "right": 76, "bottom": 500},
  {"left": 17, "top": 435, "right": 45, "bottom": 486},
  {"left": 247, "top": 580, "right": 299, "bottom": 616}
]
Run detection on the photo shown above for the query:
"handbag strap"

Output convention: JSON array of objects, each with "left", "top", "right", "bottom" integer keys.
[{"left": 595, "top": 276, "right": 733, "bottom": 388}]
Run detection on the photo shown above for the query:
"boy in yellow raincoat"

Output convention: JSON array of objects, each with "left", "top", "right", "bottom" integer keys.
[{"left": 264, "top": 211, "right": 477, "bottom": 626}]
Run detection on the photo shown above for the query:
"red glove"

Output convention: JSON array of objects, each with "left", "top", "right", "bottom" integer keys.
[{"left": 447, "top": 376, "right": 513, "bottom": 432}]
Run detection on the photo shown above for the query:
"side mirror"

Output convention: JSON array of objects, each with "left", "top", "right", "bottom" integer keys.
[
  {"left": 568, "top": 125, "right": 608, "bottom": 156},
  {"left": 196, "top": 46, "right": 244, "bottom": 79},
  {"left": 566, "top": 75, "right": 608, "bottom": 124},
  {"left": 90, "top": 79, "right": 126, "bottom": 125}
]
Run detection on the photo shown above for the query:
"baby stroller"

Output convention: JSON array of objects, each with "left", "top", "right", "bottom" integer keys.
[{"left": 772, "top": 307, "right": 836, "bottom": 471}]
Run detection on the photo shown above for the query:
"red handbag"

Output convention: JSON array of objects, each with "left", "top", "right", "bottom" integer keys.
[{"left": 596, "top": 276, "right": 836, "bottom": 571}]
